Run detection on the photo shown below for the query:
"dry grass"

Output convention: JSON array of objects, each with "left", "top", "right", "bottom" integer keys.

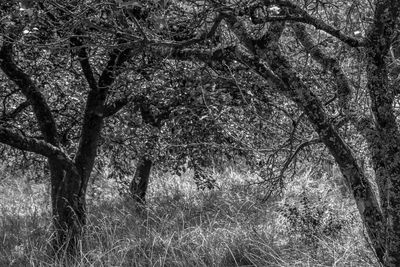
[{"left": 0, "top": 166, "right": 379, "bottom": 266}]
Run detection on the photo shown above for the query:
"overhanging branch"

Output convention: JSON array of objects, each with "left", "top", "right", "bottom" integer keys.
[
  {"left": 0, "top": 126, "right": 76, "bottom": 173},
  {"left": 0, "top": 41, "right": 58, "bottom": 144},
  {"left": 279, "top": 138, "right": 321, "bottom": 177},
  {"left": 260, "top": 1, "right": 363, "bottom": 47}
]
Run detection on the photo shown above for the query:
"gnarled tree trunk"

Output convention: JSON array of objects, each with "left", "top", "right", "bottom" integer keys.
[{"left": 50, "top": 166, "right": 86, "bottom": 254}]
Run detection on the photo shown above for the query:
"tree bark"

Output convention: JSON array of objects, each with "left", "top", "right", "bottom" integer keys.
[
  {"left": 50, "top": 165, "right": 86, "bottom": 254},
  {"left": 363, "top": 3, "right": 400, "bottom": 263},
  {"left": 130, "top": 157, "right": 153, "bottom": 204}
]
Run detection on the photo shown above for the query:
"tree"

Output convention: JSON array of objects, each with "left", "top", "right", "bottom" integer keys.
[{"left": 0, "top": 0, "right": 148, "bottom": 253}]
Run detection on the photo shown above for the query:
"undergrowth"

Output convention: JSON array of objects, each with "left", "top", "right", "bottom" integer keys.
[{"left": 0, "top": 166, "right": 378, "bottom": 266}]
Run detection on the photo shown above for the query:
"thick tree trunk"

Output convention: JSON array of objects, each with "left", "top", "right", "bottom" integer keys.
[
  {"left": 49, "top": 159, "right": 87, "bottom": 255},
  {"left": 130, "top": 157, "right": 152, "bottom": 204}
]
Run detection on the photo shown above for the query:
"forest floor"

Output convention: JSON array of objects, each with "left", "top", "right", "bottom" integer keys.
[{"left": 0, "top": 166, "right": 378, "bottom": 266}]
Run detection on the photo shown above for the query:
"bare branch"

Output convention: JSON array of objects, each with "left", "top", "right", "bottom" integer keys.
[
  {"left": 70, "top": 34, "right": 98, "bottom": 92},
  {"left": 279, "top": 138, "right": 321, "bottom": 177},
  {"left": 147, "top": 13, "right": 224, "bottom": 49},
  {"left": 0, "top": 101, "right": 30, "bottom": 123},
  {"left": 0, "top": 126, "right": 76, "bottom": 173},
  {"left": 103, "top": 95, "right": 142, "bottom": 117},
  {"left": 261, "top": 0, "right": 363, "bottom": 47},
  {"left": 126, "top": 11, "right": 148, "bottom": 41},
  {"left": 0, "top": 41, "right": 58, "bottom": 144}
]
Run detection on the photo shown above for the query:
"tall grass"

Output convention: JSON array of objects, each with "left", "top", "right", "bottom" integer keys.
[{"left": 0, "top": 166, "right": 378, "bottom": 266}]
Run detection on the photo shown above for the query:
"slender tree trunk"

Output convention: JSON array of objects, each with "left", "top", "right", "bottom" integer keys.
[
  {"left": 129, "top": 103, "right": 162, "bottom": 204},
  {"left": 130, "top": 157, "right": 152, "bottom": 204}
]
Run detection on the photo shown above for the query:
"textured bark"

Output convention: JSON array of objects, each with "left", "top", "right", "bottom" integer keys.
[
  {"left": 50, "top": 166, "right": 86, "bottom": 254},
  {"left": 363, "top": 2, "right": 400, "bottom": 264},
  {"left": 366, "top": 60, "right": 400, "bottom": 266},
  {"left": 130, "top": 157, "right": 153, "bottom": 204}
]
